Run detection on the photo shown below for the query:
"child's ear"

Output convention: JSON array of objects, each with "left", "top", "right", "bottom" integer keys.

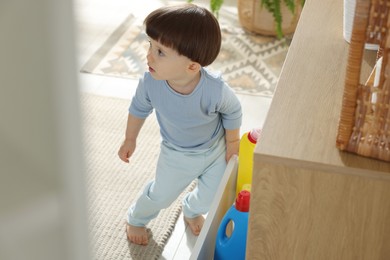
[{"left": 188, "top": 62, "right": 201, "bottom": 73}]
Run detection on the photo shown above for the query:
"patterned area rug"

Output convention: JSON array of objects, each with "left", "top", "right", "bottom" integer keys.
[
  {"left": 82, "top": 93, "right": 194, "bottom": 259},
  {"left": 81, "top": 7, "right": 289, "bottom": 97}
]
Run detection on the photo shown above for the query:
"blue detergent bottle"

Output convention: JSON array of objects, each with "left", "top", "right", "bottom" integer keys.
[{"left": 214, "top": 190, "right": 250, "bottom": 260}]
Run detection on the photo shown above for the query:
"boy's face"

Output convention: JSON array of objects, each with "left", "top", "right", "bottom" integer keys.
[{"left": 146, "top": 39, "right": 193, "bottom": 81}]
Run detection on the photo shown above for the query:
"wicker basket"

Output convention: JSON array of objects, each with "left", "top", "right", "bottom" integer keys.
[
  {"left": 336, "top": 0, "right": 390, "bottom": 161},
  {"left": 237, "top": 0, "right": 301, "bottom": 36}
]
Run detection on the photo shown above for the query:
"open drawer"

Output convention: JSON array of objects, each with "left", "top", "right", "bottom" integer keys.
[{"left": 190, "top": 155, "right": 238, "bottom": 259}]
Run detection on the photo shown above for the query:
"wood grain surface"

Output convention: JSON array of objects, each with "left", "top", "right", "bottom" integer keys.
[{"left": 247, "top": 0, "right": 390, "bottom": 258}]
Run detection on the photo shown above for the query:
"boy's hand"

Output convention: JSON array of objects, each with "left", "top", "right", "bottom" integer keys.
[{"left": 118, "top": 139, "right": 136, "bottom": 163}]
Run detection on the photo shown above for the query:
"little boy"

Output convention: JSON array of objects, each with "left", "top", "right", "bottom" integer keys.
[{"left": 118, "top": 4, "right": 242, "bottom": 245}]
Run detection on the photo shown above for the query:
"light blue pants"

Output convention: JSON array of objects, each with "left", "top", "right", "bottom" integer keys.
[{"left": 127, "top": 136, "right": 227, "bottom": 227}]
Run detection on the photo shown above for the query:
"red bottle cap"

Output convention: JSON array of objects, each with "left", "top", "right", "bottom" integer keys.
[
  {"left": 235, "top": 190, "right": 250, "bottom": 212},
  {"left": 248, "top": 128, "right": 261, "bottom": 144}
]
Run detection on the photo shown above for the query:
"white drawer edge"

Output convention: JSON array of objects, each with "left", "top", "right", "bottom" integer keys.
[{"left": 190, "top": 155, "right": 238, "bottom": 260}]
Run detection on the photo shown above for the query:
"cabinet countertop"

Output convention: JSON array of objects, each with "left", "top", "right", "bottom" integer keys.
[{"left": 255, "top": 0, "right": 390, "bottom": 178}]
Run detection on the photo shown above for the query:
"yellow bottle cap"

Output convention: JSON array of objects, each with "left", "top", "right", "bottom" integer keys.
[{"left": 242, "top": 184, "right": 251, "bottom": 192}]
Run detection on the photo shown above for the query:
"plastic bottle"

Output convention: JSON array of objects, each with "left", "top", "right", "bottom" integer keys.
[
  {"left": 214, "top": 190, "right": 250, "bottom": 260},
  {"left": 236, "top": 128, "right": 261, "bottom": 195}
]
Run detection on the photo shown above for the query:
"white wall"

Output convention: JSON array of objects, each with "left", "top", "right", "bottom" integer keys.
[{"left": 0, "top": 0, "right": 89, "bottom": 259}]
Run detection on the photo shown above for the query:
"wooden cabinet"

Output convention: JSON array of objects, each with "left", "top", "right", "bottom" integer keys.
[{"left": 247, "top": 0, "right": 390, "bottom": 259}]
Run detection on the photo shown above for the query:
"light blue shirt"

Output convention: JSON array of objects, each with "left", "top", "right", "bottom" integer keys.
[{"left": 129, "top": 68, "right": 242, "bottom": 150}]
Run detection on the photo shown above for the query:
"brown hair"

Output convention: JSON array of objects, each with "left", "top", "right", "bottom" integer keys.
[{"left": 144, "top": 4, "right": 221, "bottom": 67}]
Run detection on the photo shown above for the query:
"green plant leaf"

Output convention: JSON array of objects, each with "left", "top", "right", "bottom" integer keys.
[
  {"left": 210, "top": 0, "right": 224, "bottom": 17},
  {"left": 261, "top": 0, "right": 282, "bottom": 38},
  {"left": 284, "top": 0, "right": 295, "bottom": 13}
]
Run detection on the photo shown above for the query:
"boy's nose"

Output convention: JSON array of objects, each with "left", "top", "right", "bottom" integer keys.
[{"left": 146, "top": 52, "right": 153, "bottom": 63}]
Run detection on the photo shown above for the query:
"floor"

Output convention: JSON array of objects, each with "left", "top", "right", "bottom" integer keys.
[{"left": 74, "top": 0, "right": 272, "bottom": 258}]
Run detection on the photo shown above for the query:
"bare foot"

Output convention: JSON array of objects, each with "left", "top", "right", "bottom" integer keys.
[
  {"left": 184, "top": 215, "right": 205, "bottom": 236},
  {"left": 126, "top": 224, "right": 148, "bottom": 245}
]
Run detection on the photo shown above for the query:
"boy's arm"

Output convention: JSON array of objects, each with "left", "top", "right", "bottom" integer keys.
[
  {"left": 225, "top": 128, "right": 240, "bottom": 162},
  {"left": 118, "top": 114, "right": 146, "bottom": 163}
]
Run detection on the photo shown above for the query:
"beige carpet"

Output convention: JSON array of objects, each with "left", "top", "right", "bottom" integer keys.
[
  {"left": 82, "top": 93, "right": 193, "bottom": 259},
  {"left": 80, "top": 6, "right": 289, "bottom": 97}
]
